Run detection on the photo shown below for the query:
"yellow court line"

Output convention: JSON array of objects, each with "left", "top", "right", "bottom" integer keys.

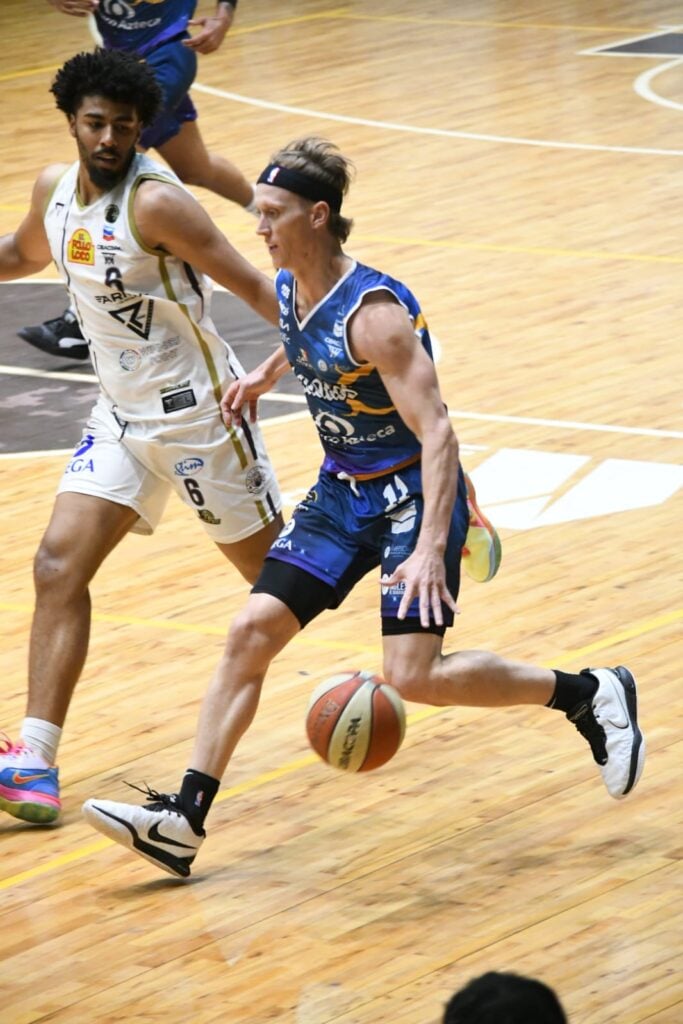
[
  {"left": 0, "top": 603, "right": 382, "bottom": 656},
  {"left": 228, "top": 8, "right": 352, "bottom": 36},
  {"left": 0, "top": 607, "right": 679, "bottom": 892},
  {"left": 0, "top": 10, "right": 352, "bottom": 85},
  {"left": 333, "top": 14, "right": 655, "bottom": 34},
  {"left": 0, "top": 63, "right": 58, "bottom": 84},
  {"left": 359, "top": 233, "right": 683, "bottom": 266},
  {"left": 1, "top": 216, "right": 679, "bottom": 265},
  {"left": 0, "top": 9, "right": 653, "bottom": 86}
]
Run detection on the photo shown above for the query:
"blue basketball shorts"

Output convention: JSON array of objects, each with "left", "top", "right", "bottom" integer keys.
[
  {"left": 264, "top": 460, "right": 469, "bottom": 628},
  {"left": 140, "top": 37, "right": 198, "bottom": 149}
]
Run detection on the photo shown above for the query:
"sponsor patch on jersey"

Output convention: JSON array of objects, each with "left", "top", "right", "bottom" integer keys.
[
  {"left": 120, "top": 349, "right": 142, "bottom": 371},
  {"left": 198, "top": 509, "right": 221, "bottom": 525},
  {"left": 102, "top": 225, "right": 114, "bottom": 242},
  {"left": 161, "top": 388, "right": 197, "bottom": 414},
  {"left": 108, "top": 298, "right": 154, "bottom": 340},
  {"left": 67, "top": 228, "right": 95, "bottom": 265},
  {"left": 175, "top": 457, "right": 204, "bottom": 477}
]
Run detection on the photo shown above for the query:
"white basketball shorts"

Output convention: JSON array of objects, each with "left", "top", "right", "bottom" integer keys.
[{"left": 56, "top": 396, "right": 281, "bottom": 542}]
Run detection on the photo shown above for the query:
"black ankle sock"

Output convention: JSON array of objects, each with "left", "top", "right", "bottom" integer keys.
[
  {"left": 177, "top": 769, "right": 219, "bottom": 833},
  {"left": 547, "top": 669, "right": 598, "bottom": 713}
]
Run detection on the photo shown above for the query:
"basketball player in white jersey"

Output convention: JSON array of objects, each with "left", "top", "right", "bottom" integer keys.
[{"left": 0, "top": 49, "right": 283, "bottom": 825}]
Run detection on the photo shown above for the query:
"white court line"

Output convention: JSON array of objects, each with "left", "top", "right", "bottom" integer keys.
[
  {"left": 1, "top": 363, "right": 680, "bottom": 437},
  {"left": 634, "top": 58, "right": 683, "bottom": 110},
  {"left": 0, "top": 364, "right": 304, "bottom": 400},
  {"left": 0, "top": 364, "right": 97, "bottom": 384},
  {"left": 192, "top": 82, "right": 683, "bottom": 157},
  {"left": 447, "top": 409, "right": 683, "bottom": 440},
  {"left": 0, "top": 361, "right": 679, "bottom": 451}
]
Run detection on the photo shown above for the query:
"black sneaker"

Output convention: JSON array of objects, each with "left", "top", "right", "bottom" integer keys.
[
  {"left": 82, "top": 785, "right": 205, "bottom": 878},
  {"left": 18, "top": 308, "right": 89, "bottom": 361}
]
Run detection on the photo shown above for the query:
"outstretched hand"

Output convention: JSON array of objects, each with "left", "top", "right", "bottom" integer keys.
[
  {"left": 382, "top": 548, "right": 457, "bottom": 628},
  {"left": 220, "top": 367, "right": 274, "bottom": 428}
]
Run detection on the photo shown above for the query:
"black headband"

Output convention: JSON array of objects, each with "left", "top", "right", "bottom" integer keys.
[{"left": 256, "top": 163, "right": 343, "bottom": 212}]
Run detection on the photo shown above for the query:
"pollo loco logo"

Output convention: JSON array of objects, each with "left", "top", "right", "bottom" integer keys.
[{"left": 67, "top": 228, "right": 95, "bottom": 265}]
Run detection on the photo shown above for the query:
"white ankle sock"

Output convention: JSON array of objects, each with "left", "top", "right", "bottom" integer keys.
[{"left": 20, "top": 718, "right": 62, "bottom": 766}]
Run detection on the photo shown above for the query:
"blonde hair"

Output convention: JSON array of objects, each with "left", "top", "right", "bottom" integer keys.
[{"left": 268, "top": 137, "right": 355, "bottom": 242}]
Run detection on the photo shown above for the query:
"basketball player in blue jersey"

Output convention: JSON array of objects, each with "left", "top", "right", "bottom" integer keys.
[
  {"left": 0, "top": 49, "right": 285, "bottom": 827},
  {"left": 83, "top": 137, "right": 644, "bottom": 879},
  {"left": 20, "top": 0, "right": 252, "bottom": 359}
]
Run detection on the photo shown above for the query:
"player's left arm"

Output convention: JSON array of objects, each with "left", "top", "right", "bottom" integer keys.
[
  {"left": 134, "top": 178, "right": 278, "bottom": 325},
  {"left": 349, "top": 294, "right": 460, "bottom": 626},
  {"left": 185, "top": 0, "right": 236, "bottom": 53}
]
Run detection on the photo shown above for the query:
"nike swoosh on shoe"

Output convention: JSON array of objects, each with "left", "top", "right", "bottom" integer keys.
[{"left": 148, "top": 821, "right": 198, "bottom": 849}]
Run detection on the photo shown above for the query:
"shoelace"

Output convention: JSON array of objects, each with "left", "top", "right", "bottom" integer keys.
[
  {"left": 567, "top": 702, "right": 607, "bottom": 765},
  {"left": 0, "top": 733, "right": 27, "bottom": 757},
  {"left": 125, "top": 780, "right": 183, "bottom": 815}
]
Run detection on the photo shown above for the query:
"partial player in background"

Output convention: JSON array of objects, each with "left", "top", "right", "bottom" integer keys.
[
  {"left": 20, "top": 0, "right": 253, "bottom": 360},
  {"left": 443, "top": 971, "right": 568, "bottom": 1024},
  {"left": 83, "top": 137, "right": 644, "bottom": 880},
  {"left": 0, "top": 49, "right": 285, "bottom": 828}
]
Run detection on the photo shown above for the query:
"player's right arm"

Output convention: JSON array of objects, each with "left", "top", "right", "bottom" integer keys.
[{"left": 0, "top": 166, "right": 64, "bottom": 281}]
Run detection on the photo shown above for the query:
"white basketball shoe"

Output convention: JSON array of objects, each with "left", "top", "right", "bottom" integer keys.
[
  {"left": 83, "top": 787, "right": 204, "bottom": 878},
  {"left": 568, "top": 666, "right": 645, "bottom": 799}
]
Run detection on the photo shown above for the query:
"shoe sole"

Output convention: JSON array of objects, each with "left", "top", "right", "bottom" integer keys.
[
  {"left": 613, "top": 665, "right": 645, "bottom": 797},
  {"left": 0, "top": 794, "right": 60, "bottom": 823},
  {"left": 463, "top": 473, "right": 502, "bottom": 582},
  {"left": 17, "top": 330, "right": 89, "bottom": 360},
  {"left": 82, "top": 801, "right": 192, "bottom": 878}
]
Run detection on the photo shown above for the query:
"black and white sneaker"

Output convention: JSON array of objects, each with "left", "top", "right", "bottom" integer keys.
[
  {"left": 567, "top": 666, "right": 645, "bottom": 799},
  {"left": 82, "top": 786, "right": 204, "bottom": 878},
  {"left": 18, "top": 308, "right": 90, "bottom": 361}
]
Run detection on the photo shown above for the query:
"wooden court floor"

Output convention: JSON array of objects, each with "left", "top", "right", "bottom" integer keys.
[{"left": 0, "top": 2, "right": 681, "bottom": 1021}]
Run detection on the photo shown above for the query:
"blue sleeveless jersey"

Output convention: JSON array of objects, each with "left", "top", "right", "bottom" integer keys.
[
  {"left": 276, "top": 260, "right": 434, "bottom": 477},
  {"left": 96, "top": 0, "right": 197, "bottom": 57}
]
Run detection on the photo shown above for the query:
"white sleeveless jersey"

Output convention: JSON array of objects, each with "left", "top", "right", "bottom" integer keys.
[{"left": 44, "top": 153, "right": 240, "bottom": 424}]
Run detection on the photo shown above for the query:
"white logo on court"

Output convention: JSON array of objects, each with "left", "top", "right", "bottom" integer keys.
[{"left": 470, "top": 448, "right": 683, "bottom": 530}]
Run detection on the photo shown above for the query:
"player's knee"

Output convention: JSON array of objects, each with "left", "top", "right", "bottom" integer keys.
[
  {"left": 33, "top": 538, "right": 87, "bottom": 599},
  {"left": 225, "top": 605, "right": 281, "bottom": 667},
  {"left": 382, "top": 660, "right": 427, "bottom": 702}
]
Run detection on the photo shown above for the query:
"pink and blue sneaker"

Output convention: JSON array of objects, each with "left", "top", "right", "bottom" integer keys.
[
  {"left": 462, "top": 471, "right": 502, "bottom": 583},
  {"left": 0, "top": 735, "right": 61, "bottom": 823}
]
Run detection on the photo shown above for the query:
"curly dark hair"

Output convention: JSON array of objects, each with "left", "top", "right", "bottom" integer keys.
[{"left": 51, "top": 49, "right": 162, "bottom": 126}]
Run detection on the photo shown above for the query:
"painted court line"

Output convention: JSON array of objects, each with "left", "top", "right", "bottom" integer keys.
[
  {"left": 0, "top": 607, "right": 680, "bottom": 893},
  {"left": 192, "top": 81, "right": 683, "bottom": 158},
  {"left": 0, "top": 361, "right": 678, "bottom": 441}
]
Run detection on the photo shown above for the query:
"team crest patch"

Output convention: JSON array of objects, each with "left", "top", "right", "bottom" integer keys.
[
  {"left": 119, "top": 349, "right": 141, "bottom": 371},
  {"left": 245, "top": 464, "right": 267, "bottom": 494},
  {"left": 67, "top": 228, "right": 95, "bottom": 265}
]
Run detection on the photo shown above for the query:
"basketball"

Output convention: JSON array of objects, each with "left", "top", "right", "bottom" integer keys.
[{"left": 306, "top": 670, "right": 406, "bottom": 771}]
